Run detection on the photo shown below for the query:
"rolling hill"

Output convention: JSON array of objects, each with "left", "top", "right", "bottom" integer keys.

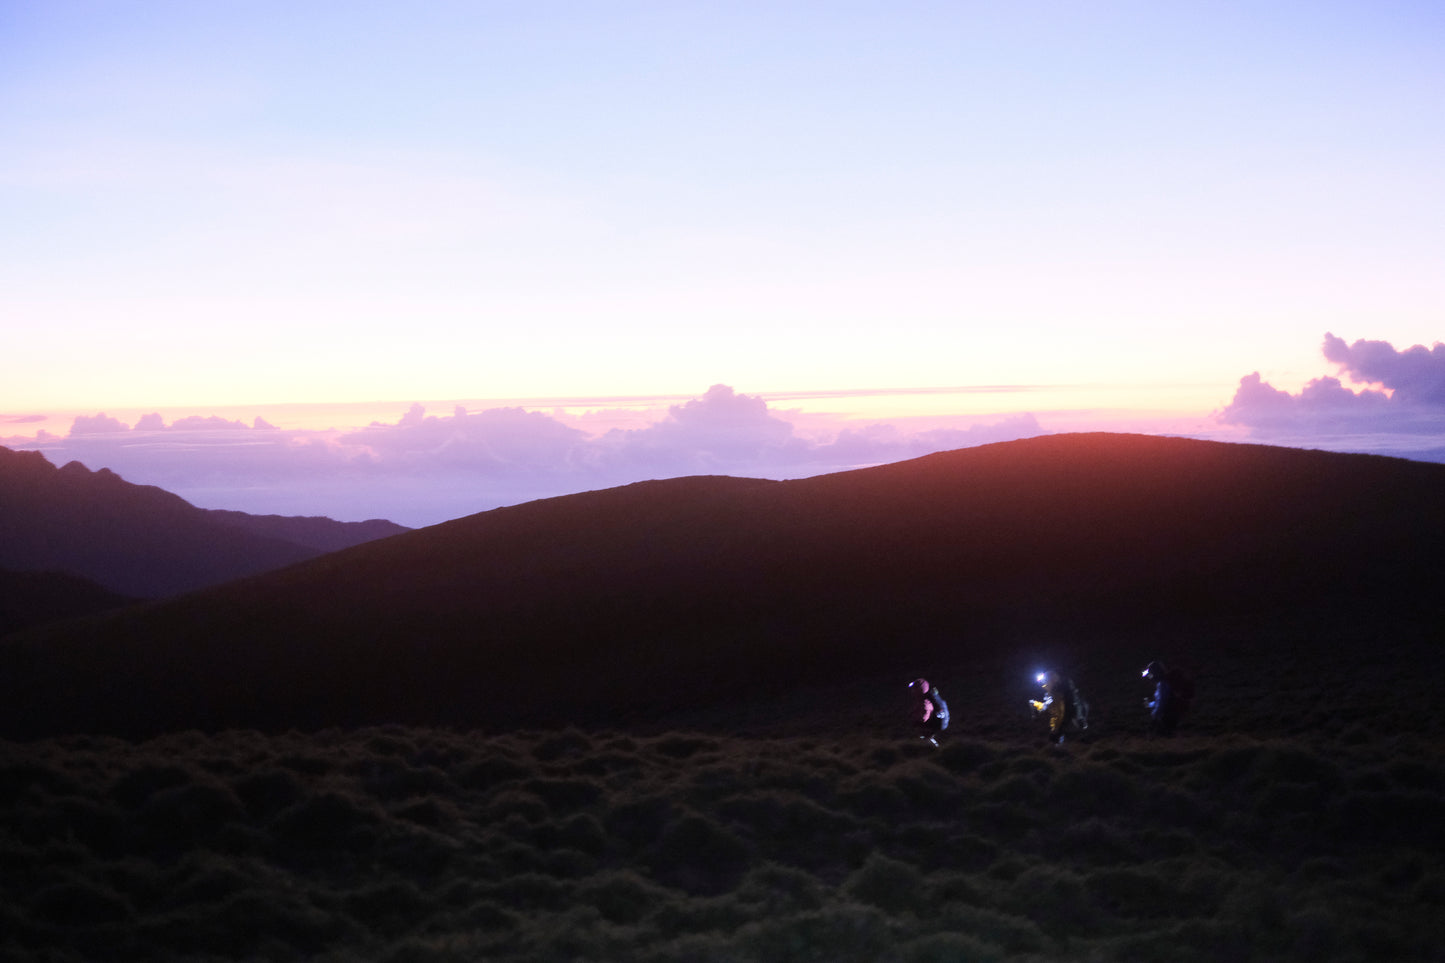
[
  {"left": 0, "top": 567, "right": 136, "bottom": 638},
  {"left": 2, "top": 433, "right": 1442, "bottom": 739},
  {"left": 0, "top": 446, "right": 410, "bottom": 600}
]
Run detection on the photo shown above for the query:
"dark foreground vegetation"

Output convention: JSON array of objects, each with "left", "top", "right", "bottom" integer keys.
[
  {"left": 4, "top": 658, "right": 1442, "bottom": 963},
  {"left": 3, "top": 729, "right": 1440, "bottom": 963}
]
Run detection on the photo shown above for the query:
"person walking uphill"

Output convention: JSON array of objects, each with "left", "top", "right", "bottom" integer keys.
[
  {"left": 908, "top": 678, "right": 949, "bottom": 747},
  {"left": 1030, "top": 671, "right": 1088, "bottom": 744},
  {"left": 1142, "top": 660, "right": 1193, "bottom": 735}
]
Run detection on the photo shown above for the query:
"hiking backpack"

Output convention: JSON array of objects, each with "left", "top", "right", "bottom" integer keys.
[
  {"left": 1068, "top": 680, "right": 1089, "bottom": 730},
  {"left": 929, "top": 689, "right": 950, "bottom": 730}
]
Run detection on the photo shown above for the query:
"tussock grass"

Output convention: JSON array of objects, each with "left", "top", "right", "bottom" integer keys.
[{"left": 1, "top": 721, "right": 1441, "bottom": 961}]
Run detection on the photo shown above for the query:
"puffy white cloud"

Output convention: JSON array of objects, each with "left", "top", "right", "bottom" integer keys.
[
  {"left": 69, "top": 413, "right": 130, "bottom": 434},
  {"left": 1322, "top": 333, "right": 1445, "bottom": 406},
  {"left": 596, "top": 385, "right": 809, "bottom": 474},
  {"left": 345, "top": 404, "right": 589, "bottom": 470},
  {"left": 1219, "top": 372, "right": 1392, "bottom": 430},
  {"left": 1219, "top": 334, "right": 1445, "bottom": 462},
  {"left": 1222, "top": 334, "right": 1445, "bottom": 435},
  {"left": 169, "top": 415, "right": 252, "bottom": 431}
]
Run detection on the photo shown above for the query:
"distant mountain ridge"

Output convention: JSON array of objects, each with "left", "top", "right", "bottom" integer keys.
[
  {"left": 3, "top": 433, "right": 1443, "bottom": 738},
  {"left": 0, "top": 446, "right": 410, "bottom": 600},
  {"left": 201, "top": 508, "right": 408, "bottom": 554}
]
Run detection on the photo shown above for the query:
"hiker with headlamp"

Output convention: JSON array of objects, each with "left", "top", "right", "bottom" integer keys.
[
  {"left": 1030, "top": 670, "right": 1088, "bottom": 744},
  {"left": 908, "top": 678, "right": 949, "bottom": 747}
]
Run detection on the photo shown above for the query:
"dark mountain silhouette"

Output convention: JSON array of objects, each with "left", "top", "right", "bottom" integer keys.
[
  {"left": 201, "top": 508, "right": 408, "bottom": 553},
  {"left": 2, "top": 433, "right": 1442, "bottom": 738},
  {"left": 0, "top": 567, "right": 135, "bottom": 639},
  {"left": 0, "top": 446, "right": 409, "bottom": 599}
]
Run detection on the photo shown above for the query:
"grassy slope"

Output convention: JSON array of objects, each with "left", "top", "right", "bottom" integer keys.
[{"left": 3, "top": 433, "right": 1442, "bottom": 738}]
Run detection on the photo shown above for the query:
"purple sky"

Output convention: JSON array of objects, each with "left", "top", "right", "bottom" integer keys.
[{"left": 6, "top": 5, "right": 1443, "bottom": 526}]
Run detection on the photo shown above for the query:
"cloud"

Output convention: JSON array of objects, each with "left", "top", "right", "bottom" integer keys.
[
  {"left": 596, "top": 385, "right": 810, "bottom": 474},
  {"left": 345, "top": 404, "right": 589, "bottom": 471},
  {"left": 1219, "top": 372, "right": 1391, "bottom": 430},
  {"left": 131, "top": 413, "right": 269, "bottom": 432},
  {"left": 69, "top": 413, "right": 130, "bottom": 434},
  {"left": 1220, "top": 334, "right": 1445, "bottom": 449},
  {"left": 586, "top": 386, "right": 1047, "bottom": 481},
  {"left": 818, "top": 413, "right": 1045, "bottom": 466},
  {"left": 167, "top": 415, "right": 253, "bottom": 431},
  {"left": 1321, "top": 333, "right": 1445, "bottom": 406},
  {"left": 9, "top": 387, "right": 1050, "bottom": 526}
]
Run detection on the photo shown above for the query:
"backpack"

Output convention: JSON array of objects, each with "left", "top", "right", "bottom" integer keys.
[
  {"left": 1167, "top": 669, "right": 1194, "bottom": 714},
  {"left": 1067, "top": 680, "right": 1089, "bottom": 730},
  {"left": 929, "top": 689, "right": 950, "bottom": 730}
]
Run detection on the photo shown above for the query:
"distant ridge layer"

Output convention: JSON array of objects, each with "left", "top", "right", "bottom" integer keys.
[{"left": 0, "top": 445, "right": 409, "bottom": 599}]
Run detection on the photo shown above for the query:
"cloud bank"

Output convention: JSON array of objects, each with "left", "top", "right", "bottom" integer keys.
[
  {"left": 11, "top": 334, "right": 1441, "bottom": 528},
  {"left": 1220, "top": 333, "right": 1445, "bottom": 460},
  {"left": 2, "top": 386, "right": 1046, "bottom": 527}
]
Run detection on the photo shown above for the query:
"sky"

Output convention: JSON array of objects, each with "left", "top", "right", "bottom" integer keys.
[{"left": 3, "top": 1, "right": 1443, "bottom": 527}]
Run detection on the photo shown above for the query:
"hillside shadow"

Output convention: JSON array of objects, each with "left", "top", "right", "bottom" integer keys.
[{"left": 1, "top": 434, "right": 1442, "bottom": 739}]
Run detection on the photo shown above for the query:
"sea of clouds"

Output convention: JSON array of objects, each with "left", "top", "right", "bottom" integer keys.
[
  {"left": 0, "top": 386, "right": 1047, "bottom": 527},
  {"left": 3, "top": 334, "right": 1442, "bottom": 527}
]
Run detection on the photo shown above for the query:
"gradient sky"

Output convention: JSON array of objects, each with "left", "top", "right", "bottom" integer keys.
[{"left": 3, "top": 2, "right": 1444, "bottom": 525}]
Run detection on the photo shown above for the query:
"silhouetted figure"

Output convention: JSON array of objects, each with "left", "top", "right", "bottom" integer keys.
[
  {"left": 908, "top": 678, "right": 949, "bottom": 747},
  {"left": 1030, "top": 671, "right": 1088, "bottom": 744},
  {"left": 1142, "top": 661, "right": 1192, "bottom": 735}
]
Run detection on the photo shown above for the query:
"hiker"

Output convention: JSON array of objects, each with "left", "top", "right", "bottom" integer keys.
[
  {"left": 908, "top": 678, "right": 949, "bottom": 747},
  {"left": 1030, "top": 671, "right": 1088, "bottom": 744},
  {"left": 1142, "top": 661, "right": 1192, "bottom": 735}
]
